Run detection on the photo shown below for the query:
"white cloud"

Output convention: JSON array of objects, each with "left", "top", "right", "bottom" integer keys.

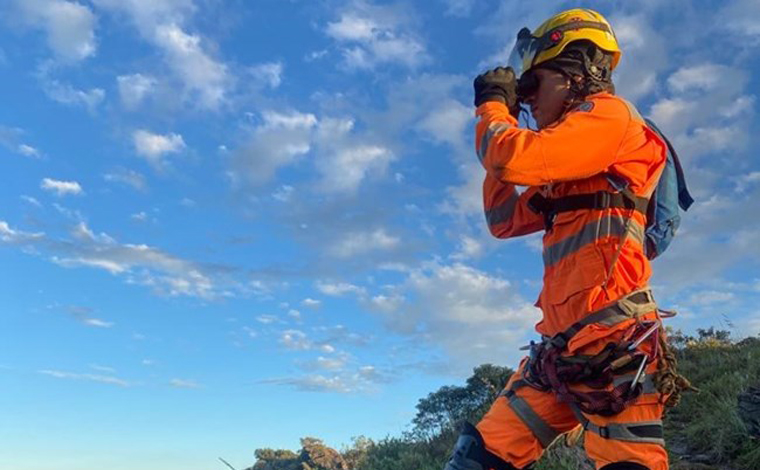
[
  {"left": 15, "top": 0, "right": 97, "bottom": 62},
  {"left": 0, "top": 126, "right": 41, "bottom": 158},
  {"left": 169, "top": 378, "right": 201, "bottom": 389},
  {"left": 21, "top": 195, "right": 42, "bottom": 207},
  {"left": 153, "top": 23, "right": 228, "bottom": 109},
  {"left": 248, "top": 62, "right": 283, "bottom": 89},
  {"left": 232, "top": 110, "right": 316, "bottom": 186},
  {"left": 256, "top": 314, "right": 278, "bottom": 325},
  {"left": 417, "top": 99, "right": 471, "bottom": 147},
  {"left": 40, "top": 178, "right": 83, "bottom": 196},
  {"left": 42, "top": 79, "right": 105, "bottom": 111},
  {"left": 316, "top": 281, "right": 365, "bottom": 296},
  {"left": 720, "top": 0, "right": 760, "bottom": 44},
  {"left": 83, "top": 318, "right": 114, "bottom": 328},
  {"left": 39, "top": 369, "right": 129, "bottom": 387},
  {"left": 0, "top": 221, "right": 44, "bottom": 243},
  {"left": 370, "top": 262, "right": 540, "bottom": 372},
  {"left": 17, "top": 144, "right": 41, "bottom": 158},
  {"left": 131, "top": 212, "right": 148, "bottom": 222},
  {"left": 688, "top": 290, "right": 736, "bottom": 306},
  {"left": 262, "top": 364, "right": 390, "bottom": 393},
  {"left": 325, "top": 5, "right": 428, "bottom": 70},
  {"left": 736, "top": 172, "right": 760, "bottom": 193},
  {"left": 103, "top": 168, "right": 147, "bottom": 191},
  {"left": 280, "top": 329, "right": 312, "bottom": 350},
  {"left": 329, "top": 229, "right": 400, "bottom": 258},
  {"left": 117, "top": 73, "right": 156, "bottom": 109},
  {"left": 93, "top": 0, "right": 228, "bottom": 109},
  {"left": 450, "top": 235, "right": 483, "bottom": 260},
  {"left": 369, "top": 293, "right": 405, "bottom": 313},
  {"left": 301, "top": 298, "right": 321, "bottom": 309},
  {"left": 2, "top": 219, "right": 232, "bottom": 299},
  {"left": 327, "top": 14, "right": 377, "bottom": 41},
  {"left": 233, "top": 111, "right": 396, "bottom": 192},
  {"left": 667, "top": 64, "right": 727, "bottom": 93},
  {"left": 609, "top": 14, "right": 669, "bottom": 102},
  {"left": 66, "top": 305, "right": 114, "bottom": 327},
  {"left": 441, "top": 0, "right": 475, "bottom": 16},
  {"left": 317, "top": 144, "right": 395, "bottom": 193},
  {"left": 133, "top": 130, "right": 186, "bottom": 166},
  {"left": 272, "top": 185, "right": 294, "bottom": 202}
]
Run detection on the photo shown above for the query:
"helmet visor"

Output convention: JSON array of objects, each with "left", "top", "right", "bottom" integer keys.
[{"left": 508, "top": 27, "right": 541, "bottom": 78}]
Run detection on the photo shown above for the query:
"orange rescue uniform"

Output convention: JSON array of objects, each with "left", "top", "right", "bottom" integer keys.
[{"left": 474, "top": 93, "right": 669, "bottom": 470}]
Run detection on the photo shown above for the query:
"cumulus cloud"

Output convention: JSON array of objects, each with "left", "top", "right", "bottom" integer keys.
[
  {"left": 117, "top": 73, "right": 156, "bottom": 109},
  {"left": 325, "top": 4, "right": 428, "bottom": 70},
  {"left": 232, "top": 110, "right": 316, "bottom": 186},
  {"left": 232, "top": 109, "right": 396, "bottom": 193},
  {"left": 607, "top": 14, "right": 669, "bottom": 102},
  {"left": 153, "top": 23, "right": 228, "bottom": 108},
  {"left": 14, "top": 0, "right": 97, "bottom": 62},
  {"left": 133, "top": 130, "right": 186, "bottom": 166},
  {"left": 40, "top": 178, "right": 83, "bottom": 196},
  {"left": 368, "top": 262, "right": 540, "bottom": 372},
  {"left": 317, "top": 144, "right": 395, "bottom": 193},
  {"left": 41, "top": 78, "right": 105, "bottom": 111},
  {"left": 280, "top": 329, "right": 312, "bottom": 350},
  {"left": 248, "top": 62, "right": 283, "bottom": 89},
  {"left": 329, "top": 229, "right": 400, "bottom": 258},
  {"left": 93, "top": 0, "right": 229, "bottom": 109}
]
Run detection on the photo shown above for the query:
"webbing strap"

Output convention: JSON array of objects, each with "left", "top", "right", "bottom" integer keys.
[
  {"left": 548, "top": 289, "right": 657, "bottom": 350},
  {"left": 500, "top": 390, "right": 560, "bottom": 448},
  {"left": 527, "top": 191, "right": 648, "bottom": 230},
  {"left": 569, "top": 404, "right": 665, "bottom": 446}
]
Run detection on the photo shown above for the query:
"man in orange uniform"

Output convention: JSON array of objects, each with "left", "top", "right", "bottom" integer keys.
[{"left": 444, "top": 9, "right": 672, "bottom": 470}]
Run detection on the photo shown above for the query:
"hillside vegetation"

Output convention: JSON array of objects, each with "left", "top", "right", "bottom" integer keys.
[{"left": 246, "top": 329, "right": 760, "bottom": 470}]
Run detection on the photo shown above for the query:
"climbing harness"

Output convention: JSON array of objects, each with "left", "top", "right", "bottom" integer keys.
[{"left": 500, "top": 289, "right": 693, "bottom": 447}]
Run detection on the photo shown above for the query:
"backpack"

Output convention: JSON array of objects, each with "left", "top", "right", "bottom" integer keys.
[{"left": 639, "top": 118, "right": 694, "bottom": 259}]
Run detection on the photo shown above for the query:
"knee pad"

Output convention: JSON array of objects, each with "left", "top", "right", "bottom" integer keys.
[
  {"left": 444, "top": 422, "right": 520, "bottom": 470},
  {"left": 600, "top": 462, "right": 650, "bottom": 470}
]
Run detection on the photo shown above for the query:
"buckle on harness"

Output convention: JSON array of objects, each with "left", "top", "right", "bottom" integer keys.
[
  {"left": 548, "top": 333, "right": 569, "bottom": 350},
  {"left": 594, "top": 191, "right": 611, "bottom": 208}
]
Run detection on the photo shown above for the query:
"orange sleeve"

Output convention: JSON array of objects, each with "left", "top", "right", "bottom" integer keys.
[
  {"left": 475, "top": 97, "right": 630, "bottom": 186},
  {"left": 483, "top": 175, "right": 544, "bottom": 238}
]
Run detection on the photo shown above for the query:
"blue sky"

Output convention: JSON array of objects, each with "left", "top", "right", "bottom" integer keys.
[{"left": 1, "top": 0, "right": 759, "bottom": 469}]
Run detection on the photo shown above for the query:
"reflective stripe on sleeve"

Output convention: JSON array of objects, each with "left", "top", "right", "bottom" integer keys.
[
  {"left": 477, "top": 122, "right": 512, "bottom": 163},
  {"left": 543, "top": 215, "right": 645, "bottom": 267},
  {"left": 485, "top": 191, "right": 519, "bottom": 227}
]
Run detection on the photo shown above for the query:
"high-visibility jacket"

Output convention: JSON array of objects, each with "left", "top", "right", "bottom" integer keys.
[{"left": 476, "top": 93, "right": 667, "bottom": 341}]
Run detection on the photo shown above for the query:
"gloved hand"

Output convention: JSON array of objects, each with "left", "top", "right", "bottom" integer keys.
[{"left": 473, "top": 66, "right": 519, "bottom": 115}]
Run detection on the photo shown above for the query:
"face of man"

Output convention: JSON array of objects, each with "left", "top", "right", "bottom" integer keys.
[{"left": 522, "top": 68, "right": 574, "bottom": 129}]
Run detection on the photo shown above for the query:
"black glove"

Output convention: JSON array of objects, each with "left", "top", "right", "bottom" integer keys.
[{"left": 473, "top": 66, "right": 519, "bottom": 115}]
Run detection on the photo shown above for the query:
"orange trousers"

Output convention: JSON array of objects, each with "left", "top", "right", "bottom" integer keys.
[{"left": 477, "top": 354, "right": 668, "bottom": 470}]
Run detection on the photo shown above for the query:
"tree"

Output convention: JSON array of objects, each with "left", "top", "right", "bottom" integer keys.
[{"left": 410, "top": 364, "right": 513, "bottom": 440}]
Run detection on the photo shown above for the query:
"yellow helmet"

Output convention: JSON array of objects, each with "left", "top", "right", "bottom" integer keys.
[{"left": 508, "top": 8, "right": 621, "bottom": 78}]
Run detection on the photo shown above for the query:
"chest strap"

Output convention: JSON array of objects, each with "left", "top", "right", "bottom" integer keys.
[{"left": 527, "top": 190, "right": 649, "bottom": 230}]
